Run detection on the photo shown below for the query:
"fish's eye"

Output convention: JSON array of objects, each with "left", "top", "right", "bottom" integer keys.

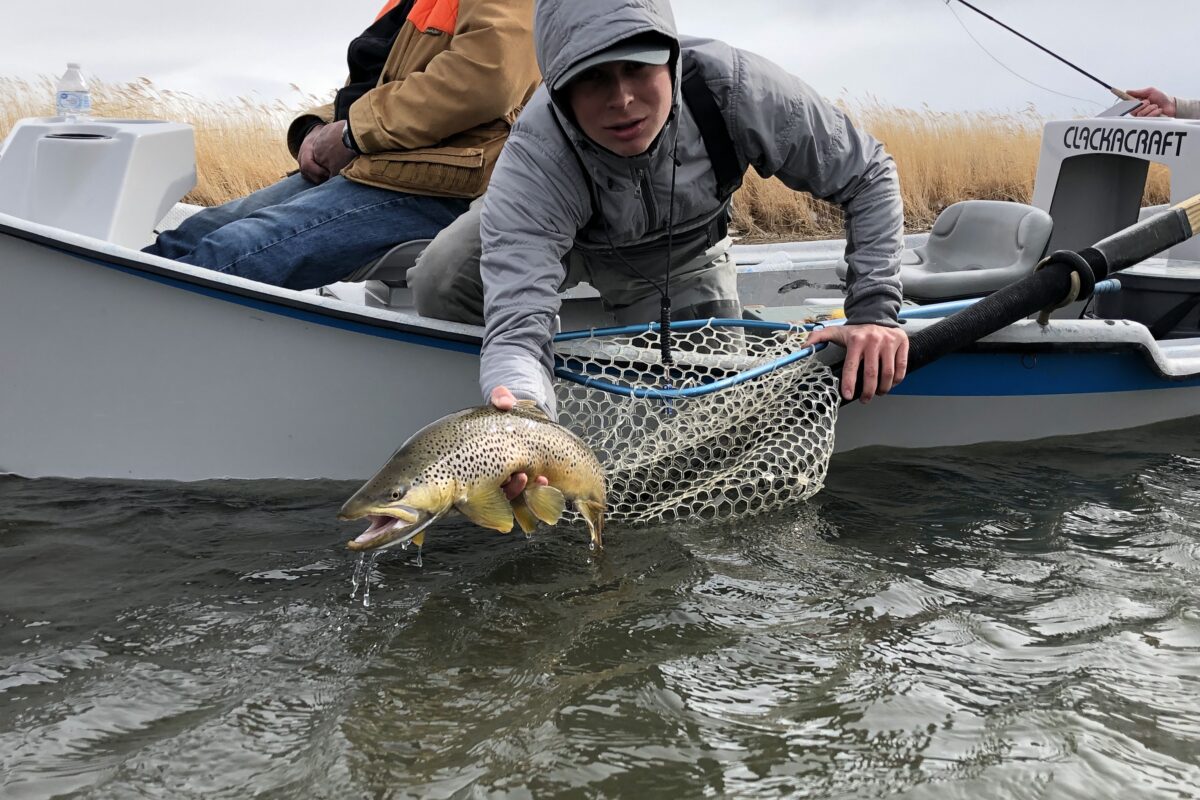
[{"left": 391, "top": 490, "right": 401, "bottom": 500}]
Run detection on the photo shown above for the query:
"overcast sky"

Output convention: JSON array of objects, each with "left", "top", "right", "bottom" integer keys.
[{"left": 7, "top": 1, "right": 1198, "bottom": 117}]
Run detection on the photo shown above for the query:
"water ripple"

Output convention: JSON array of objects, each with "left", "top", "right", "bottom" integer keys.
[{"left": 2, "top": 424, "right": 1200, "bottom": 797}]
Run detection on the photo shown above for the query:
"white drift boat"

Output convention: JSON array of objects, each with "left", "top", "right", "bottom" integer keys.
[{"left": 3, "top": 110, "right": 1200, "bottom": 481}]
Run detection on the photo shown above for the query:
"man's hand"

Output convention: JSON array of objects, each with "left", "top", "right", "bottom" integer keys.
[
  {"left": 298, "top": 121, "right": 357, "bottom": 184},
  {"left": 490, "top": 386, "right": 550, "bottom": 500},
  {"left": 1129, "top": 87, "right": 1177, "bottom": 118},
  {"left": 297, "top": 123, "right": 331, "bottom": 184},
  {"left": 806, "top": 323, "right": 909, "bottom": 402}
]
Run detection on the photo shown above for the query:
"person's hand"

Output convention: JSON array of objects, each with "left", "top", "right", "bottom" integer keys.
[
  {"left": 300, "top": 123, "right": 333, "bottom": 184},
  {"left": 806, "top": 323, "right": 909, "bottom": 402},
  {"left": 1128, "top": 87, "right": 1176, "bottom": 118},
  {"left": 311, "top": 120, "right": 358, "bottom": 176},
  {"left": 297, "top": 123, "right": 331, "bottom": 184},
  {"left": 489, "top": 386, "right": 550, "bottom": 500},
  {"left": 300, "top": 121, "right": 357, "bottom": 183}
]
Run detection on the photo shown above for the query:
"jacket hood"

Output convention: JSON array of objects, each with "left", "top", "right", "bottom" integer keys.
[{"left": 534, "top": 0, "right": 679, "bottom": 99}]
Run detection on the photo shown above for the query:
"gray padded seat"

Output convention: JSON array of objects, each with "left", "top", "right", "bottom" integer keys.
[
  {"left": 342, "top": 239, "right": 432, "bottom": 285},
  {"left": 837, "top": 200, "right": 1053, "bottom": 302}
]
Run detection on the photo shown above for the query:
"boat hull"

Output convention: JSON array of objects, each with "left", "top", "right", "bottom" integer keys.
[
  {"left": 1, "top": 225, "right": 481, "bottom": 480},
  {"left": 837, "top": 352, "right": 1200, "bottom": 452},
  {"left": 4, "top": 221, "right": 1200, "bottom": 480}
]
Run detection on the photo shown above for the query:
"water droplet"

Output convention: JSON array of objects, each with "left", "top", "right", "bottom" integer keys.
[
  {"left": 414, "top": 547, "right": 423, "bottom": 569},
  {"left": 350, "top": 553, "right": 367, "bottom": 600}
]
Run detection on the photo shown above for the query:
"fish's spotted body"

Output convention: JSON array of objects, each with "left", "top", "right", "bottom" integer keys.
[{"left": 338, "top": 402, "right": 606, "bottom": 554}]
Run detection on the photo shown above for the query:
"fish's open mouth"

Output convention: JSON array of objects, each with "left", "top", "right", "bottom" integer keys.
[{"left": 346, "top": 508, "right": 438, "bottom": 552}]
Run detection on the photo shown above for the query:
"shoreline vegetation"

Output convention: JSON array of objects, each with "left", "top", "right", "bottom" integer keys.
[{"left": 3, "top": 77, "right": 1170, "bottom": 242}]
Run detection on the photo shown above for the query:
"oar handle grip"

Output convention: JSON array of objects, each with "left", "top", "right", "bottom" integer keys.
[
  {"left": 1080, "top": 193, "right": 1200, "bottom": 278},
  {"left": 905, "top": 260, "right": 1078, "bottom": 374}
]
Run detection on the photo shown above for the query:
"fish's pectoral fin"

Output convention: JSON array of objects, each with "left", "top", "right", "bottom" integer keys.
[
  {"left": 576, "top": 498, "right": 605, "bottom": 551},
  {"left": 511, "top": 493, "right": 539, "bottom": 535},
  {"left": 411, "top": 531, "right": 426, "bottom": 549},
  {"left": 457, "top": 486, "right": 515, "bottom": 533},
  {"left": 524, "top": 484, "right": 566, "bottom": 526}
]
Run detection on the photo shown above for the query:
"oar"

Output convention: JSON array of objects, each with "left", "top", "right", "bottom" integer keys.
[{"left": 844, "top": 193, "right": 1200, "bottom": 398}]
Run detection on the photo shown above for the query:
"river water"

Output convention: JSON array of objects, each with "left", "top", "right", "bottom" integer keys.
[{"left": 3, "top": 420, "right": 1200, "bottom": 799}]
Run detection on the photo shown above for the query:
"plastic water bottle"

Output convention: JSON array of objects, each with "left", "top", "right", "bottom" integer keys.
[{"left": 55, "top": 63, "right": 92, "bottom": 122}]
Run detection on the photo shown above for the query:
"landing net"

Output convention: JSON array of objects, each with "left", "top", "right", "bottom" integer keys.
[{"left": 552, "top": 320, "right": 840, "bottom": 525}]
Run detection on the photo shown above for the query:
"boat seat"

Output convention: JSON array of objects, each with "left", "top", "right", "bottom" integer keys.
[
  {"left": 836, "top": 200, "right": 1053, "bottom": 302},
  {"left": 342, "top": 239, "right": 432, "bottom": 286},
  {"left": 336, "top": 239, "right": 431, "bottom": 307}
]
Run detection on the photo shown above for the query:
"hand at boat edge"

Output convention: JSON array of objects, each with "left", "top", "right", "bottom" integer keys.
[{"left": 806, "top": 323, "right": 909, "bottom": 403}]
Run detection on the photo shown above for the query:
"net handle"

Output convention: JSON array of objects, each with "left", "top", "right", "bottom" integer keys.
[
  {"left": 553, "top": 342, "right": 826, "bottom": 399},
  {"left": 554, "top": 317, "right": 798, "bottom": 342}
]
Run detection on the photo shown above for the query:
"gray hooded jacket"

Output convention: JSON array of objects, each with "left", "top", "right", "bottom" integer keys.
[{"left": 480, "top": 0, "right": 904, "bottom": 414}]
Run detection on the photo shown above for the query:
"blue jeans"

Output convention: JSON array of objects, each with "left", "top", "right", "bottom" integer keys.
[{"left": 147, "top": 173, "right": 469, "bottom": 290}]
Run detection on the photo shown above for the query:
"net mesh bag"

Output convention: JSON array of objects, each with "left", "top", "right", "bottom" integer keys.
[{"left": 553, "top": 322, "right": 841, "bottom": 525}]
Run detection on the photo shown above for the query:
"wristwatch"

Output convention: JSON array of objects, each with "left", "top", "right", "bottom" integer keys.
[{"left": 341, "top": 123, "right": 358, "bottom": 154}]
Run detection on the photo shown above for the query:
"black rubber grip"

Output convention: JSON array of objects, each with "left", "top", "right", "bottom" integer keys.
[
  {"left": 907, "top": 258, "right": 1077, "bottom": 372},
  {"left": 1084, "top": 207, "right": 1194, "bottom": 277}
]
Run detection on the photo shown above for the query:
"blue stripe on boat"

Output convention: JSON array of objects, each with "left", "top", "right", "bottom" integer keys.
[{"left": 895, "top": 351, "right": 1200, "bottom": 396}]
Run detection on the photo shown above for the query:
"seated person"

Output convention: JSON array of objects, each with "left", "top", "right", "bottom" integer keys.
[
  {"left": 409, "top": 0, "right": 908, "bottom": 414},
  {"left": 145, "top": 0, "right": 540, "bottom": 291},
  {"left": 1129, "top": 87, "right": 1200, "bottom": 119}
]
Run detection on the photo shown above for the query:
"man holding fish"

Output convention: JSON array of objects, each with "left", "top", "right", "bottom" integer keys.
[
  {"left": 410, "top": 0, "right": 909, "bottom": 415},
  {"left": 343, "top": 0, "right": 911, "bottom": 554}
]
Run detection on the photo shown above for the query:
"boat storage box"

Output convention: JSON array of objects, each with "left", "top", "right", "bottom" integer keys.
[
  {"left": 1094, "top": 261, "right": 1200, "bottom": 339},
  {"left": 0, "top": 117, "right": 195, "bottom": 249}
]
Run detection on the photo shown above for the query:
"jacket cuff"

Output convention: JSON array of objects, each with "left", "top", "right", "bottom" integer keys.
[
  {"left": 287, "top": 115, "right": 326, "bottom": 159},
  {"left": 844, "top": 293, "right": 901, "bottom": 327},
  {"left": 480, "top": 351, "right": 557, "bottom": 420},
  {"left": 1176, "top": 97, "right": 1200, "bottom": 120}
]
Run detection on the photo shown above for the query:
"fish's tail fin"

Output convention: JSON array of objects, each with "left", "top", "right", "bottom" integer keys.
[{"left": 576, "top": 499, "right": 604, "bottom": 552}]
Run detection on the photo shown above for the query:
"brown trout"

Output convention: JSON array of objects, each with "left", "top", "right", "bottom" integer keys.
[{"left": 339, "top": 402, "right": 606, "bottom": 553}]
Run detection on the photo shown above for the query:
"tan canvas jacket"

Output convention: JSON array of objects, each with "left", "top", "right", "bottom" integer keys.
[{"left": 287, "top": 0, "right": 540, "bottom": 199}]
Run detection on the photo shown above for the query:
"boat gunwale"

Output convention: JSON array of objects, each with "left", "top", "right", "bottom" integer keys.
[{"left": 0, "top": 213, "right": 485, "bottom": 352}]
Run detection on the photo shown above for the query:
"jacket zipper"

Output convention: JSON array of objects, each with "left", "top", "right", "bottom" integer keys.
[{"left": 637, "top": 168, "right": 659, "bottom": 232}]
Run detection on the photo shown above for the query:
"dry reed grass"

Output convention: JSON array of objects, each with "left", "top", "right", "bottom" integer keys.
[
  {"left": 1, "top": 78, "right": 1173, "bottom": 240},
  {"left": 0, "top": 76, "right": 316, "bottom": 206},
  {"left": 731, "top": 101, "right": 1172, "bottom": 241}
]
